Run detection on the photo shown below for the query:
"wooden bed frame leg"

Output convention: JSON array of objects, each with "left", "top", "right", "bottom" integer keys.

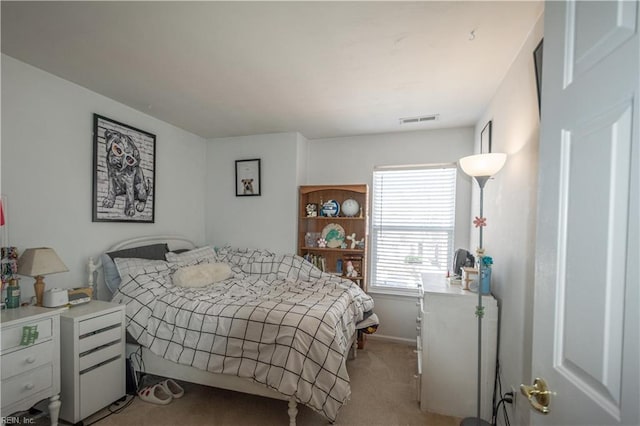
[{"left": 287, "top": 398, "right": 298, "bottom": 426}]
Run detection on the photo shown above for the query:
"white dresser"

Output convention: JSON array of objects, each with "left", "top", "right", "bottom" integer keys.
[
  {"left": 1, "top": 306, "right": 67, "bottom": 426},
  {"left": 414, "top": 281, "right": 424, "bottom": 402},
  {"left": 420, "top": 274, "right": 498, "bottom": 420},
  {"left": 59, "top": 301, "right": 126, "bottom": 424}
]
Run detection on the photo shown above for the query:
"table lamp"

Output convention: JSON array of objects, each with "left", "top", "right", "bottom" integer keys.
[{"left": 18, "top": 247, "right": 68, "bottom": 307}]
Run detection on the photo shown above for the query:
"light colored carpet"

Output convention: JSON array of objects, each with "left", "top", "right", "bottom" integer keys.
[{"left": 56, "top": 340, "right": 461, "bottom": 425}]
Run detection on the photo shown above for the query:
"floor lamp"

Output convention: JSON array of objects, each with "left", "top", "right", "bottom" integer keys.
[{"left": 458, "top": 153, "right": 507, "bottom": 426}]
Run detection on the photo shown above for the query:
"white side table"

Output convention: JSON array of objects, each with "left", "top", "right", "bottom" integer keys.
[
  {"left": 59, "top": 300, "right": 126, "bottom": 424},
  {"left": 1, "top": 306, "right": 67, "bottom": 426},
  {"left": 420, "top": 274, "right": 498, "bottom": 420},
  {"left": 414, "top": 281, "right": 424, "bottom": 402}
]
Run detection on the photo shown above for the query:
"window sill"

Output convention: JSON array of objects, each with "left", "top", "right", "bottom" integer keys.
[{"left": 368, "top": 286, "right": 422, "bottom": 298}]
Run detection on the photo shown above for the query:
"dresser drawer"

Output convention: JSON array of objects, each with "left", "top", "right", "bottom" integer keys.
[
  {"left": 1, "top": 364, "right": 53, "bottom": 407},
  {"left": 78, "top": 311, "right": 122, "bottom": 336},
  {"left": 1, "top": 341, "right": 53, "bottom": 380},
  {"left": 80, "top": 356, "right": 124, "bottom": 419},
  {"left": 79, "top": 341, "right": 123, "bottom": 372},
  {"left": 416, "top": 355, "right": 422, "bottom": 401},
  {"left": 1, "top": 318, "right": 53, "bottom": 352},
  {"left": 79, "top": 325, "right": 122, "bottom": 353}
]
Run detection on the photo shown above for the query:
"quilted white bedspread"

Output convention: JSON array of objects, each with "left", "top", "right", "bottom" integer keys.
[{"left": 112, "top": 248, "right": 374, "bottom": 421}]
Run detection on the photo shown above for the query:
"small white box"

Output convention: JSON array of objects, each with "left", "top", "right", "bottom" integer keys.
[{"left": 43, "top": 288, "right": 69, "bottom": 307}]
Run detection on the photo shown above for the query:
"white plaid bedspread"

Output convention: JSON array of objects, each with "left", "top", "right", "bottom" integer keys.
[{"left": 112, "top": 248, "right": 374, "bottom": 421}]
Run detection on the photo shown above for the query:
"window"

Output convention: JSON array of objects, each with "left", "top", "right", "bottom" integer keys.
[{"left": 371, "top": 164, "right": 457, "bottom": 292}]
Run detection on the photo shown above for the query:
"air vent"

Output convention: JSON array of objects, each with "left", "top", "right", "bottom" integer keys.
[{"left": 399, "top": 114, "right": 439, "bottom": 125}]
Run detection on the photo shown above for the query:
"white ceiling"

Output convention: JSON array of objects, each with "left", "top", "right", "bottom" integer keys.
[{"left": 1, "top": 1, "right": 543, "bottom": 140}]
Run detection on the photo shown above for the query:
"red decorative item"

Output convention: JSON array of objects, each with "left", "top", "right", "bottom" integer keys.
[
  {"left": 0, "top": 200, "right": 4, "bottom": 226},
  {"left": 473, "top": 216, "right": 486, "bottom": 228}
]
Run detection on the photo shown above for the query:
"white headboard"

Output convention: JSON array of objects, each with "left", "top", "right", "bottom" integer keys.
[{"left": 88, "top": 235, "right": 197, "bottom": 301}]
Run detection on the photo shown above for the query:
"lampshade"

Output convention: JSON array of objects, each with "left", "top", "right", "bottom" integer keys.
[
  {"left": 18, "top": 247, "right": 68, "bottom": 277},
  {"left": 459, "top": 153, "right": 507, "bottom": 178}
]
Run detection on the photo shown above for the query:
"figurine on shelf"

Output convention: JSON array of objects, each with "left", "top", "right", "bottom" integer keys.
[
  {"left": 346, "top": 233, "right": 357, "bottom": 248},
  {"left": 305, "top": 203, "right": 318, "bottom": 217},
  {"left": 346, "top": 233, "right": 364, "bottom": 249},
  {"left": 345, "top": 260, "right": 358, "bottom": 278},
  {"left": 317, "top": 238, "right": 327, "bottom": 248}
]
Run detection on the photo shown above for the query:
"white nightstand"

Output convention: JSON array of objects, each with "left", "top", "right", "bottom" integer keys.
[
  {"left": 1, "top": 306, "right": 67, "bottom": 426},
  {"left": 414, "top": 281, "right": 424, "bottom": 402},
  {"left": 420, "top": 274, "right": 498, "bottom": 420},
  {"left": 59, "top": 301, "right": 126, "bottom": 425}
]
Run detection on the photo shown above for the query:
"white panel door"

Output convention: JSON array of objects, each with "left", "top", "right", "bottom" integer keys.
[{"left": 530, "top": 1, "right": 639, "bottom": 425}]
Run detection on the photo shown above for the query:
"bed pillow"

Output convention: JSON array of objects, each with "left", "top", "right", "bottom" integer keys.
[
  {"left": 101, "top": 254, "right": 121, "bottom": 293},
  {"left": 107, "top": 243, "right": 169, "bottom": 261},
  {"left": 166, "top": 248, "right": 190, "bottom": 256},
  {"left": 114, "top": 258, "right": 170, "bottom": 282},
  {"left": 103, "top": 243, "right": 169, "bottom": 292},
  {"left": 165, "top": 246, "right": 217, "bottom": 264},
  {"left": 173, "top": 263, "right": 232, "bottom": 288}
]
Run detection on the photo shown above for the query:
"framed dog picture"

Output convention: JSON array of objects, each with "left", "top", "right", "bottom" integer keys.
[
  {"left": 235, "top": 159, "right": 261, "bottom": 196},
  {"left": 92, "top": 114, "right": 156, "bottom": 223}
]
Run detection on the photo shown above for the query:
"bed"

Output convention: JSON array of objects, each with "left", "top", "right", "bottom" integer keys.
[{"left": 87, "top": 235, "right": 375, "bottom": 425}]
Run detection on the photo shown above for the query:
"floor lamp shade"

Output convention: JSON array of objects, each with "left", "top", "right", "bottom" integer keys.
[
  {"left": 459, "top": 153, "right": 507, "bottom": 178},
  {"left": 18, "top": 247, "right": 68, "bottom": 307}
]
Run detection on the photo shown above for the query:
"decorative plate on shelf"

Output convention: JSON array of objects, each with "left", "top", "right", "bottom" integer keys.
[
  {"left": 321, "top": 200, "right": 340, "bottom": 217},
  {"left": 321, "top": 223, "right": 345, "bottom": 248}
]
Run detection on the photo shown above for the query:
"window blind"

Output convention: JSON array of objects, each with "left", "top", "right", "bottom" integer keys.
[{"left": 371, "top": 165, "right": 457, "bottom": 290}]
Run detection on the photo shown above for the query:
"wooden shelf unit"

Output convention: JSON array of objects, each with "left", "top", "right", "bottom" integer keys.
[{"left": 298, "top": 184, "right": 369, "bottom": 292}]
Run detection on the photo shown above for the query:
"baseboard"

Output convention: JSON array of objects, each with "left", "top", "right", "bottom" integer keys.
[{"left": 366, "top": 333, "right": 416, "bottom": 346}]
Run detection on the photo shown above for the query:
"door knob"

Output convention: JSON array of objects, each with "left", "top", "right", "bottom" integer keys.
[{"left": 520, "top": 378, "right": 552, "bottom": 414}]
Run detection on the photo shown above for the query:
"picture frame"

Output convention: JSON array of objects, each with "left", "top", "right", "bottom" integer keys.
[
  {"left": 305, "top": 203, "right": 318, "bottom": 217},
  {"left": 92, "top": 114, "right": 156, "bottom": 223},
  {"left": 235, "top": 158, "right": 261, "bottom": 196},
  {"left": 480, "top": 120, "right": 492, "bottom": 154},
  {"left": 533, "top": 38, "right": 544, "bottom": 117}
]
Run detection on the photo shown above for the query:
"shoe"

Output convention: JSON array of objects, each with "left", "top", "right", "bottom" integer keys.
[
  {"left": 160, "top": 379, "right": 184, "bottom": 399},
  {"left": 138, "top": 383, "right": 173, "bottom": 405}
]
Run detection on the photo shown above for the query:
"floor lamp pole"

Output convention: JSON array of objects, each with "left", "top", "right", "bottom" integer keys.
[
  {"left": 461, "top": 176, "right": 490, "bottom": 426},
  {"left": 457, "top": 153, "right": 506, "bottom": 426}
]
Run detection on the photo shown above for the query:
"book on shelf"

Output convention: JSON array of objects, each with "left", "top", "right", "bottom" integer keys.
[{"left": 303, "top": 253, "right": 326, "bottom": 272}]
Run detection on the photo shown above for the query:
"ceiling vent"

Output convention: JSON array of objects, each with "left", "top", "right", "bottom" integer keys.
[{"left": 399, "top": 114, "right": 439, "bottom": 125}]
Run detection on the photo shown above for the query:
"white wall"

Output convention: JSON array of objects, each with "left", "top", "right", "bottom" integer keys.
[
  {"left": 205, "top": 132, "right": 305, "bottom": 254},
  {"left": 473, "top": 13, "right": 543, "bottom": 426},
  {"left": 1, "top": 55, "right": 208, "bottom": 300},
  {"left": 0, "top": 54, "right": 3, "bottom": 225},
  {"left": 296, "top": 132, "right": 309, "bottom": 185},
  {"left": 307, "top": 127, "right": 475, "bottom": 340}
]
